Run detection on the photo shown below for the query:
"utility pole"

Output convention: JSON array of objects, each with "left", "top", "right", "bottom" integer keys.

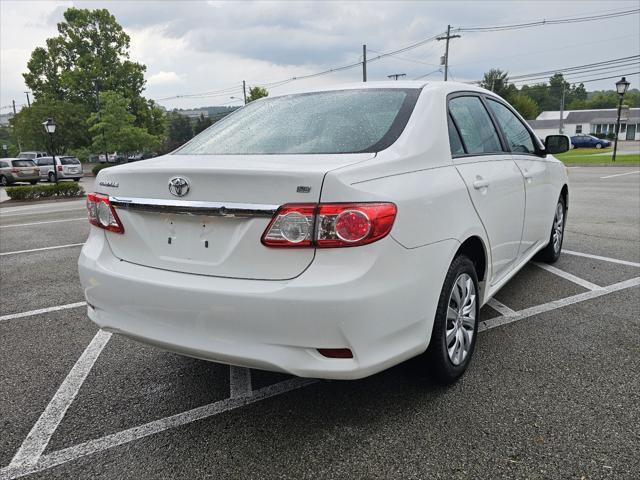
[
  {"left": 94, "top": 80, "right": 109, "bottom": 163},
  {"left": 12, "top": 100, "right": 22, "bottom": 151},
  {"left": 387, "top": 73, "right": 407, "bottom": 81},
  {"left": 242, "top": 80, "right": 247, "bottom": 105},
  {"left": 24, "top": 91, "right": 31, "bottom": 107},
  {"left": 362, "top": 44, "right": 367, "bottom": 82},
  {"left": 437, "top": 25, "right": 460, "bottom": 81},
  {"left": 559, "top": 86, "right": 565, "bottom": 134}
]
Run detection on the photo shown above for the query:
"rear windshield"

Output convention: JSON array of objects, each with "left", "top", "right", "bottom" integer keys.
[
  {"left": 175, "top": 88, "right": 420, "bottom": 155},
  {"left": 60, "top": 157, "right": 81, "bottom": 165},
  {"left": 18, "top": 153, "right": 35, "bottom": 159},
  {"left": 12, "top": 160, "right": 36, "bottom": 167}
]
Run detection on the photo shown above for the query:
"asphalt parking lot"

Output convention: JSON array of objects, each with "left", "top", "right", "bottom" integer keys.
[{"left": 0, "top": 167, "right": 638, "bottom": 480}]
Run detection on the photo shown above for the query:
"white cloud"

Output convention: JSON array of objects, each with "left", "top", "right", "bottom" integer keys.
[{"left": 1, "top": 0, "right": 639, "bottom": 112}]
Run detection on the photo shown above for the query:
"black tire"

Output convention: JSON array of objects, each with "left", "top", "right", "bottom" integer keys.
[
  {"left": 595, "top": 143, "right": 602, "bottom": 149},
  {"left": 74, "top": 178, "right": 81, "bottom": 182},
  {"left": 426, "top": 255, "right": 479, "bottom": 385},
  {"left": 536, "top": 195, "right": 566, "bottom": 264},
  {"left": 30, "top": 181, "right": 38, "bottom": 185},
  {"left": 48, "top": 172, "right": 55, "bottom": 182},
  {"left": 0, "top": 175, "right": 8, "bottom": 187}
]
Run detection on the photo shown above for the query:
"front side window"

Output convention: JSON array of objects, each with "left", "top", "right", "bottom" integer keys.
[
  {"left": 487, "top": 99, "right": 536, "bottom": 154},
  {"left": 176, "top": 89, "right": 420, "bottom": 155},
  {"left": 448, "top": 96, "right": 503, "bottom": 155}
]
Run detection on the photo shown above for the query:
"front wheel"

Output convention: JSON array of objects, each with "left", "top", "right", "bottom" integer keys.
[
  {"left": 595, "top": 143, "right": 602, "bottom": 149},
  {"left": 536, "top": 196, "right": 566, "bottom": 263},
  {"left": 426, "top": 255, "right": 479, "bottom": 385},
  {"left": 0, "top": 175, "right": 8, "bottom": 187}
]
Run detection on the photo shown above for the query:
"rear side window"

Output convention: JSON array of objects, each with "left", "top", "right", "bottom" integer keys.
[
  {"left": 60, "top": 157, "right": 80, "bottom": 165},
  {"left": 449, "top": 96, "right": 502, "bottom": 155},
  {"left": 12, "top": 160, "right": 35, "bottom": 167},
  {"left": 175, "top": 89, "right": 420, "bottom": 155},
  {"left": 487, "top": 99, "right": 536, "bottom": 154},
  {"left": 447, "top": 115, "right": 465, "bottom": 156}
]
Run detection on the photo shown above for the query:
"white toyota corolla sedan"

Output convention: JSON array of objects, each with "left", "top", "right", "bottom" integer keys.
[{"left": 79, "top": 81, "right": 569, "bottom": 383}]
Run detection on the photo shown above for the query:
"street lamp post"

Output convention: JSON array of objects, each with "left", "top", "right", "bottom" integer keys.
[
  {"left": 42, "top": 118, "right": 58, "bottom": 183},
  {"left": 612, "top": 76, "right": 630, "bottom": 163}
]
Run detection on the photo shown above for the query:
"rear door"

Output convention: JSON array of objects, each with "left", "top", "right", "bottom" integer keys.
[
  {"left": 485, "top": 98, "right": 556, "bottom": 255},
  {"left": 448, "top": 94, "right": 526, "bottom": 283}
]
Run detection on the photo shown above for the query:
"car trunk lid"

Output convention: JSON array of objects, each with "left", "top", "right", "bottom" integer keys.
[{"left": 99, "top": 153, "right": 372, "bottom": 279}]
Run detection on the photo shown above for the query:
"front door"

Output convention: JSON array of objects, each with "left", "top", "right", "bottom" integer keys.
[{"left": 627, "top": 123, "right": 636, "bottom": 140}]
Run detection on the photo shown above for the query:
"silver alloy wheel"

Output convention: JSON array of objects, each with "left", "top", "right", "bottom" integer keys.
[
  {"left": 446, "top": 273, "right": 476, "bottom": 366},
  {"left": 552, "top": 201, "right": 564, "bottom": 254}
]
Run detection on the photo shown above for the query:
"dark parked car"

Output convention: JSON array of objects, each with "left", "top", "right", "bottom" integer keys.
[{"left": 570, "top": 134, "right": 611, "bottom": 149}]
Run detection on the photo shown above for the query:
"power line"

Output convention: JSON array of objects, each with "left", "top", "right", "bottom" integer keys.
[
  {"left": 508, "top": 55, "right": 640, "bottom": 80},
  {"left": 516, "top": 71, "right": 639, "bottom": 87},
  {"left": 458, "top": 8, "right": 639, "bottom": 33}
]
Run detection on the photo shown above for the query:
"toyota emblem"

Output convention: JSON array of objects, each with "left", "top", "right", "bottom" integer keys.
[{"left": 168, "top": 176, "right": 190, "bottom": 197}]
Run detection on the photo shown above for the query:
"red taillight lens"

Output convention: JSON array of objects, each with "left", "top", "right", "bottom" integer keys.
[
  {"left": 261, "top": 202, "right": 396, "bottom": 248},
  {"left": 87, "top": 192, "right": 124, "bottom": 234},
  {"left": 57, "top": 165, "right": 63, "bottom": 172}
]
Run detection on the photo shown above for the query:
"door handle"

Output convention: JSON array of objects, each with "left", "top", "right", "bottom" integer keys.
[{"left": 473, "top": 179, "right": 490, "bottom": 189}]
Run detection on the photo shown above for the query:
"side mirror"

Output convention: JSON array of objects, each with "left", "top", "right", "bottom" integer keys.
[{"left": 545, "top": 135, "right": 570, "bottom": 154}]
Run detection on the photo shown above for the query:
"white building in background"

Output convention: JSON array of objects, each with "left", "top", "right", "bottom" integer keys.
[{"left": 528, "top": 107, "right": 640, "bottom": 140}]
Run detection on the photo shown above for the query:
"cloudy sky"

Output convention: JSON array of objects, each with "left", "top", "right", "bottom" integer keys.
[{"left": 1, "top": 0, "right": 639, "bottom": 112}]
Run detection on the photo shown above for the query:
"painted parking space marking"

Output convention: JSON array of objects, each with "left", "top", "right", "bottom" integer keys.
[
  {"left": 532, "top": 261, "right": 602, "bottom": 291},
  {"left": 486, "top": 298, "right": 517, "bottom": 317},
  {"left": 229, "top": 367, "right": 253, "bottom": 398},
  {"left": 563, "top": 249, "right": 640, "bottom": 268},
  {"left": 0, "top": 206, "right": 85, "bottom": 218},
  {"left": 8, "top": 331, "right": 112, "bottom": 469},
  {"left": 0, "top": 243, "right": 84, "bottom": 256},
  {"left": 0, "top": 218, "right": 85, "bottom": 228},
  {"left": 0, "top": 302, "right": 86, "bottom": 323},
  {"left": 600, "top": 170, "right": 640, "bottom": 179},
  {"left": 479, "top": 276, "right": 640, "bottom": 332}
]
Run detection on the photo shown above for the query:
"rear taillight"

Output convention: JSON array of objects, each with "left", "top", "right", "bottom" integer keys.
[
  {"left": 261, "top": 202, "right": 396, "bottom": 248},
  {"left": 57, "top": 165, "right": 63, "bottom": 172},
  {"left": 10, "top": 168, "right": 19, "bottom": 173},
  {"left": 87, "top": 193, "right": 124, "bottom": 234}
]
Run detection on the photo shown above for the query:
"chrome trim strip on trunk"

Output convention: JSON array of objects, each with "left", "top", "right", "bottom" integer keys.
[{"left": 109, "top": 196, "right": 279, "bottom": 218}]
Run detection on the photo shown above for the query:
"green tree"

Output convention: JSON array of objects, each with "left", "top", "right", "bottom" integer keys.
[
  {"left": 10, "top": 99, "right": 91, "bottom": 153},
  {"left": 246, "top": 86, "right": 269, "bottom": 103},
  {"left": 480, "top": 69, "right": 510, "bottom": 98},
  {"left": 194, "top": 112, "right": 213, "bottom": 135},
  {"left": 24, "top": 8, "right": 146, "bottom": 108},
  {"left": 509, "top": 94, "right": 540, "bottom": 120},
  {"left": 87, "top": 91, "right": 159, "bottom": 157},
  {"left": 164, "top": 112, "right": 194, "bottom": 152}
]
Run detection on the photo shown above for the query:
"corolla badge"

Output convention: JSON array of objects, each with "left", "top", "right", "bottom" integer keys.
[{"left": 168, "top": 176, "right": 190, "bottom": 197}]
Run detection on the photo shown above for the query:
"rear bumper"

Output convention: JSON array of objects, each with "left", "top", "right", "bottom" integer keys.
[
  {"left": 79, "top": 229, "right": 457, "bottom": 379},
  {"left": 6, "top": 174, "right": 40, "bottom": 183}
]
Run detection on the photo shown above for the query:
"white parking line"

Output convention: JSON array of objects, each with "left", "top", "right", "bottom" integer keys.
[
  {"left": 0, "top": 206, "right": 85, "bottom": 218},
  {"left": 563, "top": 249, "right": 640, "bottom": 268},
  {"left": 0, "top": 302, "right": 86, "bottom": 322},
  {"left": 8, "top": 330, "right": 112, "bottom": 468},
  {"left": 0, "top": 377, "right": 317, "bottom": 480},
  {"left": 229, "top": 367, "right": 253, "bottom": 398},
  {"left": 0, "top": 218, "right": 85, "bottom": 228},
  {"left": 532, "top": 262, "right": 602, "bottom": 291},
  {"left": 479, "top": 276, "right": 640, "bottom": 332},
  {"left": 486, "top": 298, "right": 517, "bottom": 317},
  {"left": 600, "top": 170, "right": 640, "bottom": 179},
  {"left": 0, "top": 243, "right": 84, "bottom": 256}
]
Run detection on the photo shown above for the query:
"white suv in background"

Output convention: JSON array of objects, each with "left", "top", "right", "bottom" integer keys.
[
  {"left": 79, "top": 81, "right": 569, "bottom": 384},
  {"left": 35, "top": 156, "right": 83, "bottom": 182}
]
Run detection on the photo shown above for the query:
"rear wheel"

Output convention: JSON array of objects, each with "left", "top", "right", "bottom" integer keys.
[
  {"left": 30, "top": 180, "right": 38, "bottom": 185},
  {"left": 0, "top": 175, "right": 8, "bottom": 186},
  {"left": 536, "top": 196, "right": 566, "bottom": 263},
  {"left": 595, "top": 143, "right": 602, "bottom": 149},
  {"left": 74, "top": 178, "right": 81, "bottom": 182},
  {"left": 426, "top": 255, "right": 479, "bottom": 384},
  {"left": 48, "top": 172, "right": 55, "bottom": 182}
]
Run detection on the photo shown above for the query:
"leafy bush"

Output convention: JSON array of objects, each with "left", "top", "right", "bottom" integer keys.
[
  {"left": 591, "top": 132, "right": 616, "bottom": 140},
  {"left": 5, "top": 182, "right": 85, "bottom": 201},
  {"left": 92, "top": 163, "right": 113, "bottom": 175}
]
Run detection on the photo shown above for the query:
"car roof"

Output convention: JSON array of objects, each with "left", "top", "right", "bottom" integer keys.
[{"left": 266, "top": 80, "right": 490, "bottom": 98}]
